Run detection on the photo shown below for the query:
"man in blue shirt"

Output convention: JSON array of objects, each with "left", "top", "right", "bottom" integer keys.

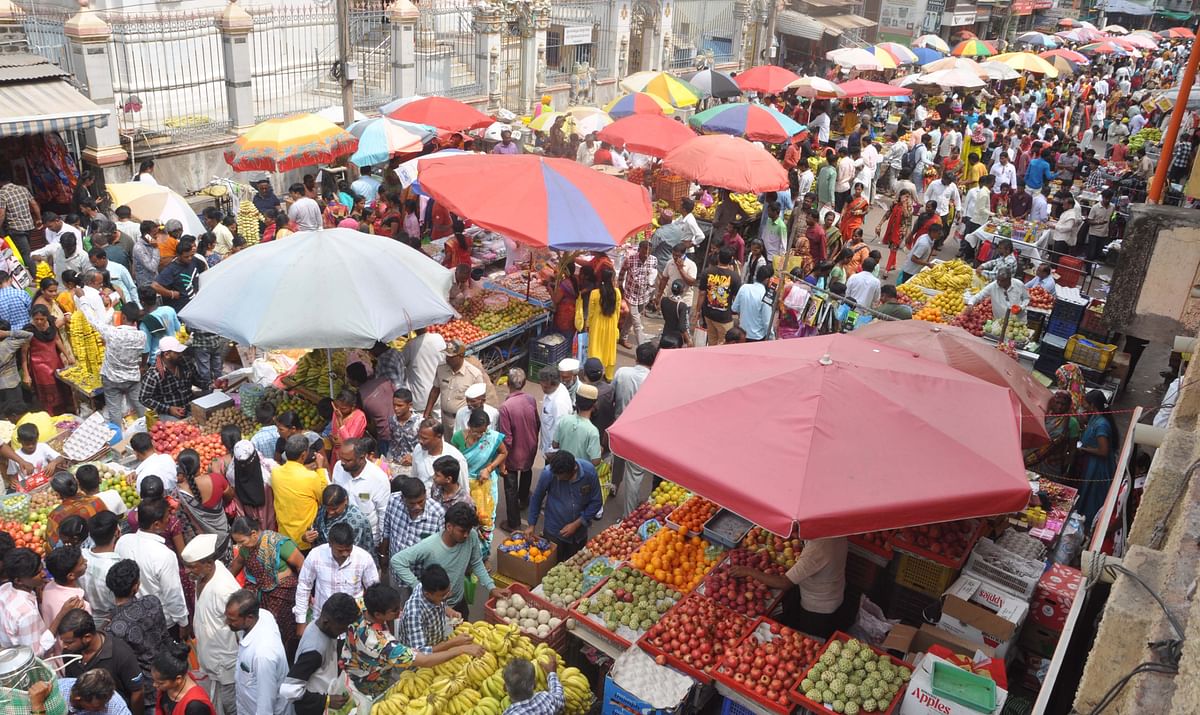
[
  {"left": 1024, "top": 148, "right": 1054, "bottom": 193},
  {"left": 524, "top": 451, "right": 602, "bottom": 561},
  {"left": 732, "top": 263, "right": 774, "bottom": 341},
  {"left": 0, "top": 269, "right": 30, "bottom": 330}
]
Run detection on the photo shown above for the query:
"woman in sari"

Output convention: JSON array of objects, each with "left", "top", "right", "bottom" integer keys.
[
  {"left": 329, "top": 389, "right": 368, "bottom": 448},
  {"left": 451, "top": 408, "right": 507, "bottom": 552},
  {"left": 23, "top": 305, "right": 73, "bottom": 415},
  {"left": 32, "top": 277, "right": 74, "bottom": 363},
  {"left": 822, "top": 211, "right": 843, "bottom": 260},
  {"left": 321, "top": 191, "right": 349, "bottom": 228},
  {"left": 1024, "top": 392, "right": 1080, "bottom": 479},
  {"left": 575, "top": 268, "right": 622, "bottom": 380},
  {"left": 1055, "top": 364, "right": 1087, "bottom": 415},
  {"left": 174, "top": 448, "right": 230, "bottom": 544},
  {"left": 227, "top": 440, "right": 276, "bottom": 531},
  {"left": 551, "top": 263, "right": 579, "bottom": 341},
  {"left": 840, "top": 182, "right": 870, "bottom": 241},
  {"left": 908, "top": 200, "right": 940, "bottom": 250},
  {"left": 1076, "top": 390, "right": 1120, "bottom": 529},
  {"left": 876, "top": 189, "right": 914, "bottom": 277},
  {"left": 229, "top": 515, "right": 304, "bottom": 660}
]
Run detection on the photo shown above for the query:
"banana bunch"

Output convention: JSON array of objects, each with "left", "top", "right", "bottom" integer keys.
[
  {"left": 730, "top": 192, "right": 763, "bottom": 217},
  {"left": 291, "top": 349, "right": 347, "bottom": 393},
  {"left": 559, "top": 666, "right": 593, "bottom": 715},
  {"left": 68, "top": 310, "right": 104, "bottom": 377},
  {"left": 910, "top": 259, "right": 974, "bottom": 293},
  {"left": 692, "top": 202, "right": 716, "bottom": 221},
  {"left": 237, "top": 198, "right": 261, "bottom": 246}
]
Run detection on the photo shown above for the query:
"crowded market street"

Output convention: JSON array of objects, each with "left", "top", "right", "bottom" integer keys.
[{"left": 2, "top": 13, "right": 1200, "bottom": 715}]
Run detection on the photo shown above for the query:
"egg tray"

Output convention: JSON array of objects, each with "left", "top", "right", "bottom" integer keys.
[{"left": 482, "top": 582, "right": 568, "bottom": 650}]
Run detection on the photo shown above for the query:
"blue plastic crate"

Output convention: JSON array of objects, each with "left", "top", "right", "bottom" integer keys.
[
  {"left": 720, "top": 696, "right": 757, "bottom": 715},
  {"left": 1045, "top": 316, "right": 1080, "bottom": 339},
  {"left": 602, "top": 674, "right": 686, "bottom": 715}
]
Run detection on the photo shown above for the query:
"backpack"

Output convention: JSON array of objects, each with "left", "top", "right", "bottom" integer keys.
[{"left": 902, "top": 144, "right": 921, "bottom": 175}]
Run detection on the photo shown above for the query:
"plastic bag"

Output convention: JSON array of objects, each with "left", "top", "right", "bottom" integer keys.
[
  {"left": 470, "top": 478, "right": 496, "bottom": 533},
  {"left": 849, "top": 594, "right": 898, "bottom": 648}
]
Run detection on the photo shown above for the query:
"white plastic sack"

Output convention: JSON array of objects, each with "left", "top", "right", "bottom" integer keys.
[
  {"left": 610, "top": 646, "right": 693, "bottom": 708},
  {"left": 849, "top": 594, "right": 899, "bottom": 648}
]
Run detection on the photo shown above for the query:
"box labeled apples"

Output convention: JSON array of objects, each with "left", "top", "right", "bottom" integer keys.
[
  {"left": 937, "top": 576, "right": 1029, "bottom": 661},
  {"left": 899, "top": 653, "right": 1008, "bottom": 715},
  {"left": 1029, "top": 564, "right": 1082, "bottom": 631}
]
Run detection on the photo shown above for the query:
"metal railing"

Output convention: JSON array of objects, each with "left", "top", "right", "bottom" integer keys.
[
  {"left": 107, "top": 13, "right": 232, "bottom": 141},
  {"left": 670, "top": 0, "right": 738, "bottom": 70},
  {"left": 16, "top": 3, "right": 71, "bottom": 72},
  {"left": 248, "top": 6, "right": 338, "bottom": 121},
  {"left": 545, "top": 0, "right": 616, "bottom": 87},
  {"left": 416, "top": 0, "right": 483, "bottom": 99}
]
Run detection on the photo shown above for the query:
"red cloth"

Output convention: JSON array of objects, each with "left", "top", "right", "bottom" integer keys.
[{"left": 156, "top": 683, "right": 214, "bottom": 715}]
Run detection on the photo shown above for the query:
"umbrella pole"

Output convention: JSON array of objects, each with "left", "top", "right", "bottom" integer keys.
[
  {"left": 326, "top": 348, "right": 335, "bottom": 398},
  {"left": 526, "top": 254, "right": 533, "bottom": 301}
]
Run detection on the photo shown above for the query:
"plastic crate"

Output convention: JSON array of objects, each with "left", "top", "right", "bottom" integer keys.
[
  {"left": 720, "top": 697, "right": 756, "bottom": 715},
  {"left": 1055, "top": 256, "right": 1085, "bottom": 288},
  {"left": 846, "top": 549, "right": 884, "bottom": 594},
  {"left": 1079, "top": 301, "right": 1106, "bottom": 335},
  {"left": 932, "top": 660, "right": 998, "bottom": 712},
  {"left": 601, "top": 673, "right": 686, "bottom": 715},
  {"left": 1048, "top": 296, "right": 1088, "bottom": 324},
  {"left": 884, "top": 582, "right": 942, "bottom": 625},
  {"left": 889, "top": 520, "right": 984, "bottom": 570},
  {"left": 703, "top": 509, "right": 753, "bottom": 549},
  {"left": 1045, "top": 316, "right": 1080, "bottom": 340},
  {"left": 529, "top": 333, "right": 572, "bottom": 366},
  {"left": 1065, "top": 334, "right": 1118, "bottom": 371},
  {"left": 893, "top": 552, "right": 958, "bottom": 598},
  {"left": 483, "top": 582, "right": 569, "bottom": 651},
  {"left": 788, "top": 631, "right": 913, "bottom": 715},
  {"left": 711, "top": 617, "right": 825, "bottom": 714},
  {"left": 962, "top": 538, "right": 1044, "bottom": 599}
]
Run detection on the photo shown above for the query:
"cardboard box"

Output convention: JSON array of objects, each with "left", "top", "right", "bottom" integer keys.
[
  {"left": 1018, "top": 621, "right": 1062, "bottom": 659},
  {"left": 190, "top": 390, "right": 234, "bottom": 423},
  {"left": 884, "top": 623, "right": 999, "bottom": 662},
  {"left": 1029, "top": 564, "right": 1082, "bottom": 631},
  {"left": 496, "top": 541, "right": 557, "bottom": 586},
  {"left": 1017, "top": 650, "right": 1054, "bottom": 691},
  {"left": 899, "top": 653, "right": 1008, "bottom": 715},
  {"left": 937, "top": 576, "right": 1029, "bottom": 661}
]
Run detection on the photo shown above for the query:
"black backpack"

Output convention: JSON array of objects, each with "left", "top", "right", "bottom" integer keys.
[{"left": 901, "top": 144, "right": 921, "bottom": 175}]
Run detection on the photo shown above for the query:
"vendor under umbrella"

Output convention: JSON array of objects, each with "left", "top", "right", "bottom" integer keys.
[{"left": 729, "top": 536, "right": 854, "bottom": 639}]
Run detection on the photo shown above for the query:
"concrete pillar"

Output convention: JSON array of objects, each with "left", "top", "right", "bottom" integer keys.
[
  {"left": 610, "top": 0, "right": 631, "bottom": 80},
  {"left": 65, "top": 0, "right": 127, "bottom": 172},
  {"left": 0, "top": 0, "right": 26, "bottom": 55},
  {"left": 519, "top": 13, "right": 548, "bottom": 116},
  {"left": 646, "top": 0, "right": 673, "bottom": 71},
  {"left": 732, "top": 0, "right": 751, "bottom": 70},
  {"left": 475, "top": 6, "right": 504, "bottom": 110},
  {"left": 415, "top": 2, "right": 452, "bottom": 93},
  {"left": 661, "top": 1, "right": 674, "bottom": 71},
  {"left": 388, "top": 0, "right": 419, "bottom": 100},
  {"left": 218, "top": 0, "right": 254, "bottom": 133}
]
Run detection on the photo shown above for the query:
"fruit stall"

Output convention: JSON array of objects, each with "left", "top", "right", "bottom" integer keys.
[
  {"left": 433, "top": 288, "right": 551, "bottom": 378},
  {"left": 481, "top": 466, "right": 1087, "bottom": 715}
]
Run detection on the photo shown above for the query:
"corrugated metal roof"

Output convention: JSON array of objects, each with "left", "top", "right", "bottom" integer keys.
[
  {"left": 778, "top": 9, "right": 825, "bottom": 40},
  {"left": 0, "top": 53, "right": 69, "bottom": 84},
  {"left": 0, "top": 78, "right": 108, "bottom": 137},
  {"left": 817, "top": 13, "right": 878, "bottom": 33}
]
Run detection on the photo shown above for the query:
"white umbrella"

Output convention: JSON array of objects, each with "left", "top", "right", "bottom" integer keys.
[
  {"left": 920, "top": 68, "right": 987, "bottom": 89},
  {"left": 826, "top": 47, "right": 885, "bottom": 71},
  {"left": 978, "top": 61, "right": 1021, "bottom": 81},
  {"left": 786, "top": 75, "right": 846, "bottom": 98},
  {"left": 316, "top": 105, "right": 368, "bottom": 125},
  {"left": 105, "top": 182, "right": 205, "bottom": 237},
  {"left": 178, "top": 228, "right": 455, "bottom": 351},
  {"left": 914, "top": 34, "right": 951, "bottom": 53},
  {"left": 1102, "top": 24, "right": 1129, "bottom": 34}
]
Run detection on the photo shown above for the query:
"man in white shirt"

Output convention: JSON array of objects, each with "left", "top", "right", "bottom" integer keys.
[
  {"left": 538, "top": 367, "right": 573, "bottom": 459},
  {"left": 656, "top": 242, "right": 698, "bottom": 308},
  {"left": 938, "top": 122, "right": 961, "bottom": 160},
  {"left": 924, "top": 173, "right": 960, "bottom": 246},
  {"left": 77, "top": 269, "right": 114, "bottom": 329},
  {"left": 845, "top": 257, "right": 882, "bottom": 310},
  {"left": 203, "top": 208, "right": 235, "bottom": 257},
  {"left": 293, "top": 523, "right": 379, "bottom": 632},
  {"left": 331, "top": 440, "right": 391, "bottom": 543},
  {"left": 453, "top": 382, "right": 499, "bottom": 434},
  {"left": 1051, "top": 197, "right": 1083, "bottom": 255},
  {"left": 287, "top": 182, "right": 322, "bottom": 231},
  {"left": 226, "top": 590, "right": 290, "bottom": 715},
  {"left": 612, "top": 342, "right": 655, "bottom": 516},
  {"left": 858, "top": 143, "right": 880, "bottom": 203},
  {"left": 970, "top": 267, "right": 1030, "bottom": 320},
  {"left": 1031, "top": 186, "right": 1051, "bottom": 224},
  {"left": 41, "top": 212, "right": 81, "bottom": 249},
  {"left": 1025, "top": 263, "right": 1057, "bottom": 295},
  {"left": 960, "top": 175, "right": 995, "bottom": 262},
  {"left": 182, "top": 534, "right": 240, "bottom": 715},
  {"left": 115, "top": 499, "right": 189, "bottom": 629},
  {"left": 990, "top": 154, "right": 1018, "bottom": 196},
  {"left": 131, "top": 432, "right": 177, "bottom": 495},
  {"left": 1130, "top": 112, "right": 1147, "bottom": 136},
  {"left": 575, "top": 134, "right": 599, "bottom": 166},
  {"left": 810, "top": 111, "right": 831, "bottom": 144},
  {"left": 400, "top": 328, "right": 447, "bottom": 419},
  {"left": 678, "top": 200, "right": 706, "bottom": 251},
  {"left": 834, "top": 148, "right": 855, "bottom": 209},
  {"left": 410, "top": 418, "right": 469, "bottom": 491},
  {"left": 797, "top": 164, "right": 816, "bottom": 200}
]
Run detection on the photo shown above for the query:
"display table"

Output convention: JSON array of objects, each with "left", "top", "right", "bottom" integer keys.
[
  {"left": 568, "top": 623, "right": 625, "bottom": 660},
  {"left": 55, "top": 369, "right": 103, "bottom": 415},
  {"left": 464, "top": 312, "right": 551, "bottom": 376}
]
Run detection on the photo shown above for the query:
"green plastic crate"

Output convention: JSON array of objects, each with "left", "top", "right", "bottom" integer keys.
[{"left": 931, "top": 661, "right": 998, "bottom": 712}]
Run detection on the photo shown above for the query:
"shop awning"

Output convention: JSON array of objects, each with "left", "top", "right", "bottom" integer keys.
[
  {"left": 1098, "top": 0, "right": 1155, "bottom": 14},
  {"left": 798, "top": 0, "right": 859, "bottom": 8},
  {"left": 0, "top": 54, "right": 108, "bottom": 138},
  {"left": 816, "top": 13, "right": 878, "bottom": 36},
  {"left": 777, "top": 9, "right": 825, "bottom": 40},
  {"left": 1157, "top": 9, "right": 1193, "bottom": 20}
]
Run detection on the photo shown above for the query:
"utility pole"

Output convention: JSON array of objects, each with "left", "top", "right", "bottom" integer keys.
[
  {"left": 337, "top": 0, "right": 356, "bottom": 128},
  {"left": 1149, "top": 36, "right": 1200, "bottom": 202},
  {"left": 764, "top": 0, "right": 778, "bottom": 64}
]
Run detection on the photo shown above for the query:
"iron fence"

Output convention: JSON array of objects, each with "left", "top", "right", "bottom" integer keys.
[
  {"left": 16, "top": 3, "right": 72, "bottom": 72},
  {"left": 545, "top": 0, "right": 616, "bottom": 87},
  {"left": 248, "top": 6, "right": 337, "bottom": 121},
  {"left": 417, "top": 0, "right": 483, "bottom": 99},
  {"left": 670, "top": 0, "right": 738, "bottom": 70},
  {"left": 107, "top": 13, "right": 231, "bottom": 141}
]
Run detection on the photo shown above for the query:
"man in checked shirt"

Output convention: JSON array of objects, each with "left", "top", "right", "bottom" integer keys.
[
  {"left": 397, "top": 564, "right": 474, "bottom": 653},
  {"left": 502, "top": 653, "right": 565, "bottom": 715},
  {"left": 378, "top": 477, "right": 444, "bottom": 594}
]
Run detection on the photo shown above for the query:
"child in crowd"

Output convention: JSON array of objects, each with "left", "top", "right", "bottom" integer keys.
[{"left": 8, "top": 421, "right": 65, "bottom": 486}]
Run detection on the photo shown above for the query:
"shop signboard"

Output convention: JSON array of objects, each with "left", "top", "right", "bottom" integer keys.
[
  {"left": 1012, "top": 0, "right": 1035, "bottom": 13},
  {"left": 922, "top": 0, "right": 945, "bottom": 33},
  {"left": 879, "top": 0, "right": 925, "bottom": 43},
  {"left": 562, "top": 24, "right": 593, "bottom": 45},
  {"left": 1032, "top": 0, "right": 1053, "bottom": 9},
  {"left": 942, "top": 7, "right": 977, "bottom": 25}
]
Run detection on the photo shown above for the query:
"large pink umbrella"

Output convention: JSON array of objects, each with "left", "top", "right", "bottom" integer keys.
[
  {"left": 734, "top": 65, "right": 802, "bottom": 95},
  {"left": 608, "top": 335, "right": 1030, "bottom": 537},
  {"left": 663, "top": 134, "right": 788, "bottom": 193},
  {"left": 596, "top": 114, "right": 696, "bottom": 158},
  {"left": 837, "top": 79, "right": 913, "bottom": 99}
]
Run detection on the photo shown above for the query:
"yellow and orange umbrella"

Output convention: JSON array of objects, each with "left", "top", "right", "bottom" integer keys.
[
  {"left": 225, "top": 113, "right": 358, "bottom": 172},
  {"left": 620, "top": 71, "right": 702, "bottom": 108},
  {"left": 990, "top": 52, "right": 1061, "bottom": 78}
]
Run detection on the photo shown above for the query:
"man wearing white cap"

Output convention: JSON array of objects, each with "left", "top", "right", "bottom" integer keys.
[
  {"left": 139, "top": 336, "right": 210, "bottom": 419},
  {"left": 453, "top": 383, "right": 499, "bottom": 434},
  {"left": 557, "top": 358, "right": 580, "bottom": 403},
  {"left": 181, "top": 533, "right": 239, "bottom": 715}
]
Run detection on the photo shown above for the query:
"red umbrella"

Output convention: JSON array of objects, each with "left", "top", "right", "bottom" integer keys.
[
  {"left": 853, "top": 321, "right": 1052, "bottom": 448},
  {"left": 597, "top": 114, "right": 696, "bottom": 158},
  {"left": 1162, "top": 27, "right": 1195, "bottom": 39},
  {"left": 734, "top": 65, "right": 802, "bottom": 95},
  {"left": 663, "top": 134, "right": 788, "bottom": 193},
  {"left": 381, "top": 96, "right": 492, "bottom": 131},
  {"left": 417, "top": 154, "right": 651, "bottom": 249},
  {"left": 607, "top": 335, "right": 1030, "bottom": 538},
  {"left": 836, "top": 78, "right": 913, "bottom": 99}
]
